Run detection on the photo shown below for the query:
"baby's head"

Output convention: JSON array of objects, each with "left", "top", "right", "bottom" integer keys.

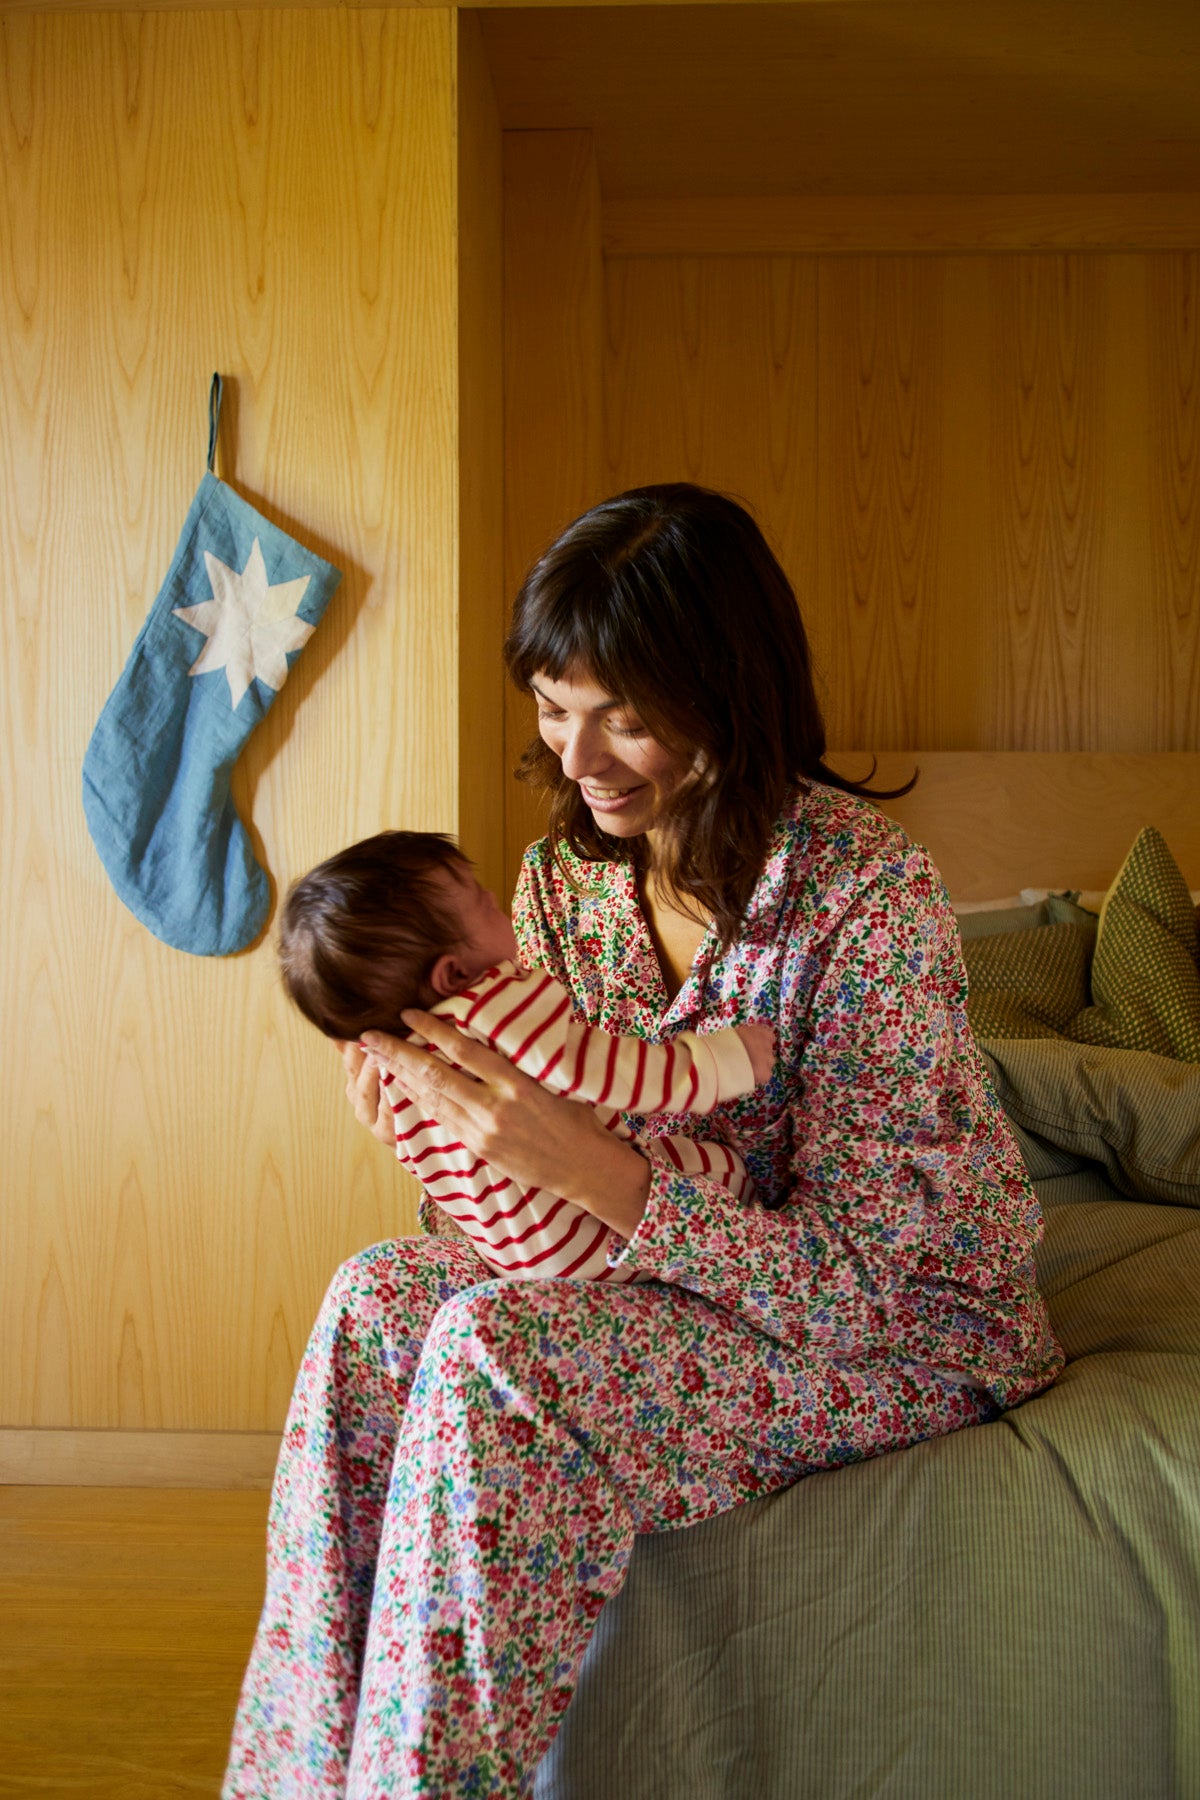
[{"left": 279, "top": 830, "right": 517, "bottom": 1040}]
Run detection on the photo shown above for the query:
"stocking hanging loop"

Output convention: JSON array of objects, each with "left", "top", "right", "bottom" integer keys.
[{"left": 207, "top": 372, "right": 223, "bottom": 474}]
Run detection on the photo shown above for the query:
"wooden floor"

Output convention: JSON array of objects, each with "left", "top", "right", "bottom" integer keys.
[{"left": 0, "top": 1487, "right": 271, "bottom": 1798}]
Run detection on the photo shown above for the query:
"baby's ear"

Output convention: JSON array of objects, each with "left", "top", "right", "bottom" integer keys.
[{"left": 428, "top": 952, "right": 468, "bottom": 999}]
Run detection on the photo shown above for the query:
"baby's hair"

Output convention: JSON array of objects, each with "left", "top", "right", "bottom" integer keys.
[{"left": 279, "top": 830, "right": 469, "bottom": 1040}]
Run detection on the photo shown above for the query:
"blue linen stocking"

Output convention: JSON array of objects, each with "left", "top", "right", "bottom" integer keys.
[{"left": 83, "top": 377, "right": 342, "bottom": 955}]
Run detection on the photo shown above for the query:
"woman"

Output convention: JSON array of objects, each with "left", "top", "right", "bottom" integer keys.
[{"left": 225, "top": 485, "right": 1062, "bottom": 1799}]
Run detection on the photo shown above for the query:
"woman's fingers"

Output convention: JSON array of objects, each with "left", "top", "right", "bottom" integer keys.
[
  {"left": 357, "top": 1018, "right": 647, "bottom": 1229},
  {"left": 359, "top": 1036, "right": 490, "bottom": 1140},
  {"left": 360, "top": 1017, "right": 518, "bottom": 1098},
  {"left": 399, "top": 1009, "right": 525, "bottom": 1090},
  {"left": 359, "top": 1023, "right": 535, "bottom": 1153},
  {"left": 336, "top": 1038, "right": 395, "bottom": 1145}
]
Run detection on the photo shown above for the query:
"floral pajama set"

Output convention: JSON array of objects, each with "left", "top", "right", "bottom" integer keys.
[{"left": 224, "top": 784, "right": 1064, "bottom": 1800}]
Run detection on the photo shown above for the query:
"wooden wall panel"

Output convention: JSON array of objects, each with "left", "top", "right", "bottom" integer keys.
[
  {"left": 0, "top": 9, "right": 462, "bottom": 1433},
  {"left": 986, "top": 255, "right": 1108, "bottom": 749},
  {"left": 827, "top": 752, "right": 1200, "bottom": 897},
  {"left": 820, "top": 257, "right": 949, "bottom": 748},
  {"left": 602, "top": 256, "right": 818, "bottom": 554},
  {"left": 456, "top": 12, "right": 506, "bottom": 900},
  {"left": 502, "top": 130, "right": 605, "bottom": 892},
  {"left": 481, "top": 5, "right": 1200, "bottom": 202},
  {"left": 1091, "top": 255, "right": 1158, "bottom": 754},
  {"left": 0, "top": 1427, "right": 279, "bottom": 1489},
  {"left": 594, "top": 233, "right": 1200, "bottom": 763},
  {"left": 600, "top": 255, "right": 820, "bottom": 692},
  {"left": 604, "top": 194, "right": 1200, "bottom": 259},
  {"left": 1147, "top": 253, "right": 1200, "bottom": 750}
]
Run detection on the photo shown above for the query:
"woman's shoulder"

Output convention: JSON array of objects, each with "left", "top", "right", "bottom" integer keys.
[
  {"left": 766, "top": 780, "right": 952, "bottom": 929},
  {"left": 777, "top": 779, "right": 919, "bottom": 878}
]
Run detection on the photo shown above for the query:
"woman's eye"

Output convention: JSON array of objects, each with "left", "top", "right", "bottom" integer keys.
[
  {"left": 613, "top": 722, "right": 647, "bottom": 738},
  {"left": 537, "top": 710, "right": 565, "bottom": 726}
]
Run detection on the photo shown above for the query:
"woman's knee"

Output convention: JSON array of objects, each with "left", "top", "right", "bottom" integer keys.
[
  {"left": 317, "top": 1237, "right": 405, "bottom": 1327},
  {"left": 321, "top": 1235, "right": 473, "bottom": 1314},
  {"left": 312, "top": 1236, "right": 484, "bottom": 1371},
  {"left": 417, "top": 1277, "right": 592, "bottom": 1403}
]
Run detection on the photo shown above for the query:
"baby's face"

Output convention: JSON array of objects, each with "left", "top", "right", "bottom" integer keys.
[{"left": 442, "top": 861, "right": 519, "bottom": 978}]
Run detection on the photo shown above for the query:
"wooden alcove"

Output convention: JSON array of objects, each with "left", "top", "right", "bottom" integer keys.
[
  {"left": 2, "top": 0, "right": 1197, "bottom": 1470},
  {"left": 480, "top": 0, "right": 1200, "bottom": 884}
]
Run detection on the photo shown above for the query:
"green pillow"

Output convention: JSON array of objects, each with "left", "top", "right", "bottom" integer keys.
[
  {"left": 981, "top": 1037, "right": 1200, "bottom": 1207},
  {"left": 957, "top": 901, "right": 1051, "bottom": 943},
  {"left": 1064, "top": 826, "right": 1200, "bottom": 1062},
  {"left": 956, "top": 893, "right": 1095, "bottom": 944},
  {"left": 964, "top": 905, "right": 1096, "bottom": 1040}
]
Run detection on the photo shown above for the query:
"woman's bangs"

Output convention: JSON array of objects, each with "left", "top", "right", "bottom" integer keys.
[
  {"left": 507, "top": 581, "right": 584, "bottom": 687},
  {"left": 508, "top": 577, "right": 634, "bottom": 699}
]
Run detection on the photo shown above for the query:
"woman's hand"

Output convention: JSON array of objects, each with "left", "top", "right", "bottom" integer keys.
[
  {"left": 360, "top": 1011, "right": 653, "bottom": 1240},
  {"left": 337, "top": 1040, "right": 398, "bottom": 1148}
]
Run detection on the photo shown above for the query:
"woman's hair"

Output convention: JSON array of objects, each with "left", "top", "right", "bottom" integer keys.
[
  {"left": 504, "top": 482, "right": 916, "bottom": 954},
  {"left": 278, "top": 830, "right": 468, "bottom": 1040}
]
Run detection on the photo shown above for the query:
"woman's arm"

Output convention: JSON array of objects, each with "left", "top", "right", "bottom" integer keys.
[{"left": 598, "top": 854, "right": 1042, "bottom": 1374}]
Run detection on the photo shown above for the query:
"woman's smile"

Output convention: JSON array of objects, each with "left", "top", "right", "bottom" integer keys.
[
  {"left": 531, "top": 667, "right": 688, "bottom": 840},
  {"left": 580, "top": 781, "right": 643, "bottom": 812}
]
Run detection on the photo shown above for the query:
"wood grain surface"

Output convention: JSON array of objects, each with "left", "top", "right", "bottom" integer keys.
[
  {"left": 2, "top": 0, "right": 861, "bottom": 9},
  {"left": 479, "top": 2, "right": 1200, "bottom": 201},
  {"left": 595, "top": 246, "right": 1200, "bottom": 762},
  {"left": 0, "top": 1427, "right": 279, "bottom": 1487},
  {"left": 826, "top": 751, "right": 1200, "bottom": 897},
  {"left": 0, "top": 9, "right": 464, "bottom": 1432},
  {"left": 600, "top": 252, "right": 821, "bottom": 671},
  {"left": 987, "top": 256, "right": 1106, "bottom": 750},
  {"left": 1147, "top": 254, "right": 1200, "bottom": 752},
  {"left": 456, "top": 12, "right": 506, "bottom": 900},
  {"left": 501, "top": 130, "right": 606, "bottom": 892},
  {"left": 1, "top": 1485, "right": 270, "bottom": 1798},
  {"left": 819, "top": 257, "right": 947, "bottom": 748}
]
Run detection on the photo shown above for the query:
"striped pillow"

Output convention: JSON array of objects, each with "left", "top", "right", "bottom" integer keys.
[{"left": 981, "top": 1038, "right": 1200, "bottom": 1207}]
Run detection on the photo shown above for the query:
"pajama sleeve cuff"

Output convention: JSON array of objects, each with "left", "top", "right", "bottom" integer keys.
[
  {"left": 605, "top": 1154, "right": 708, "bottom": 1277},
  {"left": 697, "top": 1025, "right": 757, "bottom": 1103}
]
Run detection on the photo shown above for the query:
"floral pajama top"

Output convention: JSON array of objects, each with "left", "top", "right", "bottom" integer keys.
[{"left": 512, "top": 780, "right": 1063, "bottom": 1409}]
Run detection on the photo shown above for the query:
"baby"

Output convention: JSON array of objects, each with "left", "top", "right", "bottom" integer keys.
[{"left": 279, "top": 830, "right": 772, "bottom": 1282}]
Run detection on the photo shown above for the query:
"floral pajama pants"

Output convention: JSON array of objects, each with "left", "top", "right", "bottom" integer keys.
[{"left": 223, "top": 1235, "right": 991, "bottom": 1800}]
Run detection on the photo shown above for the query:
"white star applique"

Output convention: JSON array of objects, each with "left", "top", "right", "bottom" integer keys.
[{"left": 174, "top": 538, "right": 313, "bottom": 710}]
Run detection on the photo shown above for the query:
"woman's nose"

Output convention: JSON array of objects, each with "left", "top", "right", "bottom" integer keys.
[{"left": 558, "top": 722, "right": 607, "bottom": 782}]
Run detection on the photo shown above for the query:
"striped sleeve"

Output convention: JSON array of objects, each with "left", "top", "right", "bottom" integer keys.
[
  {"left": 643, "top": 1133, "right": 754, "bottom": 1200},
  {"left": 437, "top": 963, "right": 575, "bottom": 1081},
  {"left": 555, "top": 1020, "right": 756, "bottom": 1114},
  {"left": 441, "top": 962, "right": 758, "bottom": 1114}
]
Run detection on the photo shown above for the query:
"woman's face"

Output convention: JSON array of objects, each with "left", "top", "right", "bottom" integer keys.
[{"left": 531, "top": 667, "right": 692, "bottom": 841}]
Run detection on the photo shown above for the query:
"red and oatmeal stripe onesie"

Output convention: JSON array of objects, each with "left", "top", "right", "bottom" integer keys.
[{"left": 380, "top": 958, "right": 758, "bottom": 1280}]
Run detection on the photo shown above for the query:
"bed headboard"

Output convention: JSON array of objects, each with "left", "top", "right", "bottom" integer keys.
[{"left": 826, "top": 752, "right": 1200, "bottom": 900}]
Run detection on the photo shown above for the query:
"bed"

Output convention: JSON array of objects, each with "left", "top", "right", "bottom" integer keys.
[{"left": 522, "top": 752, "right": 1200, "bottom": 1800}]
